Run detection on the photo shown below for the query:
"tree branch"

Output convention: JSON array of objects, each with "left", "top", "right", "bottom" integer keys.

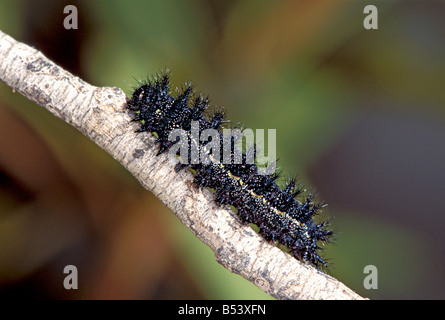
[{"left": 0, "top": 30, "right": 364, "bottom": 300}]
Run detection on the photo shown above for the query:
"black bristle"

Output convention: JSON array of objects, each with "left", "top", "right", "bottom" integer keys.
[{"left": 126, "top": 72, "right": 333, "bottom": 269}]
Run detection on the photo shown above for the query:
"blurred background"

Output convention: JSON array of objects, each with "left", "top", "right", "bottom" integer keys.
[{"left": 0, "top": 0, "right": 444, "bottom": 299}]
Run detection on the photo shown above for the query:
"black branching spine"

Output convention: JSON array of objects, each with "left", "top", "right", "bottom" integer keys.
[{"left": 126, "top": 72, "right": 333, "bottom": 269}]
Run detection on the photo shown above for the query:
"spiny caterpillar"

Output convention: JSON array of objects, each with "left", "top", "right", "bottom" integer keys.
[{"left": 126, "top": 72, "right": 333, "bottom": 269}]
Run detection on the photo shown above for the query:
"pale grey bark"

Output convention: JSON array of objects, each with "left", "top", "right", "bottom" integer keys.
[{"left": 0, "top": 30, "right": 365, "bottom": 300}]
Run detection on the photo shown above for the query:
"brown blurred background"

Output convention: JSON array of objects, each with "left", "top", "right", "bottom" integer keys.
[{"left": 1, "top": 0, "right": 445, "bottom": 299}]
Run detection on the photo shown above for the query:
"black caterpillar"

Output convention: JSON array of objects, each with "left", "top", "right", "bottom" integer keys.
[{"left": 126, "top": 72, "right": 333, "bottom": 269}]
